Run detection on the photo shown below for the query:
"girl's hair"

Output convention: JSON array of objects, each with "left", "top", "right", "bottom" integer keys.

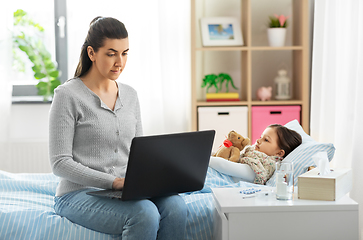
[
  {"left": 268, "top": 124, "right": 302, "bottom": 157},
  {"left": 74, "top": 17, "right": 128, "bottom": 78}
]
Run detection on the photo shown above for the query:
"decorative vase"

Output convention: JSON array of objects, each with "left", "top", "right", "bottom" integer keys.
[{"left": 267, "top": 28, "right": 286, "bottom": 47}]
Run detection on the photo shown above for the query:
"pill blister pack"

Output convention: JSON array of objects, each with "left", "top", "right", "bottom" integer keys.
[
  {"left": 239, "top": 188, "right": 261, "bottom": 199},
  {"left": 240, "top": 188, "right": 261, "bottom": 195},
  {"left": 239, "top": 188, "right": 276, "bottom": 200}
]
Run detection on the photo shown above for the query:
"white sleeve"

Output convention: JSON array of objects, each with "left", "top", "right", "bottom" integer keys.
[{"left": 209, "top": 156, "right": 256, "bottom": 183}]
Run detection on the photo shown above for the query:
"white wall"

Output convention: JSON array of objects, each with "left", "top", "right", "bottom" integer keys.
[
  {"left": 8, "top": 104, "right": 51, "bottom": 173},
  {"left": 7, "top": 0, "right": 313, "bottom": 173}
]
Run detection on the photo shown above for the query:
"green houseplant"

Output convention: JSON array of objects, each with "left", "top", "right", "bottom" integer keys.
[
  {"left": 267, "top": 14, "right": 289, "bottom": 47},
  {"left": 13, "top": 9, "right": 61, "bottom": 101},
  {"left": 268, "top": 14, "right": 289, "bottom": 28}
]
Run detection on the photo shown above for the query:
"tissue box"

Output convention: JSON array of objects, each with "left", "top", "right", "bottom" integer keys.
[{"left": 298, "top": 168, "right": 352, "bottom": 201}]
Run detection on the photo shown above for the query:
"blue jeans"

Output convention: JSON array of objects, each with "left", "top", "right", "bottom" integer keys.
[{"left": 54, "top": 189, "right": 187, "bottom": 240}]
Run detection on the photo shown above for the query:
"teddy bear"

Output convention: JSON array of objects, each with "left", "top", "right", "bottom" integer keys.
[{"left": 213, "top": 130, "right": 251, "bottom": 163}]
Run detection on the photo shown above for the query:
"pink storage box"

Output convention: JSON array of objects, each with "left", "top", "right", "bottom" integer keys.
[{"left": 251, "top": 105, "right": 301, "bottom": 144}]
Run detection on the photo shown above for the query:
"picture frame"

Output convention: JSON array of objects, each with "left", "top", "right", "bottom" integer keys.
[{"left": 200, "top": 17, "right": 244, "bottom": 47}]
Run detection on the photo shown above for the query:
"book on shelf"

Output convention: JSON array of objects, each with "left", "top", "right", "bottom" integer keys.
[
  {"left": 206, "top": 99, "right": 240, "bottom": 102},
  {"left": 206, "top": 92, "right": 240, "bottom": 100}
]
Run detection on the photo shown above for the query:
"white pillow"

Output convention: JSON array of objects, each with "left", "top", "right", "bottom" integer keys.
[
  {"left": 266, "top": 119, "right": 335, "bottom": 187},
  {"left": 209, "top": 156, "right": 255, "bottom": 183},
  {"left": 285, "top": 119, "right": 315, "bottom": 144}
]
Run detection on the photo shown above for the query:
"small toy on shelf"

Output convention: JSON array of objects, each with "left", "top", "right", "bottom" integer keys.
[
  {"left": 217, "top": 73, "right": 238, "bottom": 93},
  {"left": 256, "top": 86, "right": 272, "bottom": 101},
  {"left": 202, "top": 73, "right": 239, "bottom": 101},
  {"left": 201, "top": 74, "right": 219, "bottom": 93}
]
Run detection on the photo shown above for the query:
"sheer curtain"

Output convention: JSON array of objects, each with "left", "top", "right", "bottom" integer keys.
[
  {"left": 67, "top": 0, "right": 191, "bottom": 135},
  {"left": 0, "top": 6, "right": 13, "bottom": 169},
  {"left": 311, "top": 0, "right": 363, "bottom": 236}
]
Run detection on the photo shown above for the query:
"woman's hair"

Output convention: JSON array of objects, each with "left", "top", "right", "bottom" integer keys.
[
  {"left": 268, "top": 124, "right": 302, "bottom": 158},
  {"left": 74, "top": 17, "right": 128, "bottom": 78}
]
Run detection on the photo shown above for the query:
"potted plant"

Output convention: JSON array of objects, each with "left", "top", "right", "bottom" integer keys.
[
  {"left": 267, "top": 14, "right": 289, "bottom": 47},
  {"left": 12, "top": 9, "right": 61, "bottom": 101}
]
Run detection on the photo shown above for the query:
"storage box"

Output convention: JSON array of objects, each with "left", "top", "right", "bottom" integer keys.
[
  {"left": 198, "top": 106, "right": 248, "bottom": 152},
  {"left": 298, "top": 168, "right": 352, "bottom": 201},
  {"left": 251, "top": 105, "right": 301, "bottom": 144}
]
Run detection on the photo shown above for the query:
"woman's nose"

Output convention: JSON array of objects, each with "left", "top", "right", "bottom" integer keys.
[{"left": 115, "top": 55, "right": 123, "bottom": 67}]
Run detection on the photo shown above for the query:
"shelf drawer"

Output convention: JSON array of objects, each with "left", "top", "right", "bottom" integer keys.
[
  {"left": 251, "top": 105, "right": 301, "bottom": 144},
  {"left": 198, "top": 106, "right": 248, "bottom": 152}
]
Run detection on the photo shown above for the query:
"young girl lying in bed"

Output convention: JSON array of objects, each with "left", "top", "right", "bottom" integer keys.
[
  {"left": 210, "top": 124, "right": 302, "bottom": 184},
  {"left": 239, "top": 124, "right": 302, "bottom": 184}
]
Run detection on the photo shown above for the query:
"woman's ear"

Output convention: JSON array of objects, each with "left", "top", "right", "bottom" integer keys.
[
  {"left": 87, "top": 46, "right": 95, "bottom": 62},
  {"left": 276, "top": 149, "right": 285, "bottom": 157}
]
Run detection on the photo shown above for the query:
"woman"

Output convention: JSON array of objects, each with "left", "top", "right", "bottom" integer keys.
[{"left": 49, "top": 17, "right": 187, "bottom": 239}]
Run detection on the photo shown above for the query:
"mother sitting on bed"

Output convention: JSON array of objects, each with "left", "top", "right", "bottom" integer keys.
[{"left": 49, "top": 16, "right": 187, "bottom": 239}]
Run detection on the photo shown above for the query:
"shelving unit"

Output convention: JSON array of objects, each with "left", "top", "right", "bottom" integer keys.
[{"left": 191, "top": 0, "right": 310, "bottom": 138}]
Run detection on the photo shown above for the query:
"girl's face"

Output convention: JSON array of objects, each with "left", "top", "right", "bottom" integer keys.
[
  {"left": 255, "top": 127, "right": 285, "bottom": 157},
  {"left": 87, "top": 38, "right": 129, "bottom": 81}
]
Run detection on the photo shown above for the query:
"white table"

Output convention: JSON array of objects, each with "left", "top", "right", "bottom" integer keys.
[{"left": 212, "top": 187, "right": 359, "bottom": 240}]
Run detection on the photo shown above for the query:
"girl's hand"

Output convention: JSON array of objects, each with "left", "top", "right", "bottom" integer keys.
[{"left": 112, "top": 177, "right": 125, "bottom": 190}]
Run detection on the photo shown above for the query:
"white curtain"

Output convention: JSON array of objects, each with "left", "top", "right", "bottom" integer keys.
[
  {"left": 311, "top": 0, "right": 363, "bottom": 237},
  {"left": 0, "top": 5, "right": 13, "bottom": 169},
  {"left": 67, "top": 0, "right": 191, "bottom": 135}
]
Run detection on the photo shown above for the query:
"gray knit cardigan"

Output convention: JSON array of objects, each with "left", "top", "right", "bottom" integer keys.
[{"left": 49, "top": 78, "right": 142, "bottom": 196}]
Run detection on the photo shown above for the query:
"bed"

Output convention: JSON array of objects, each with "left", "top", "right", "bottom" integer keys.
[
  {"left": 0, "top": 167, "right": 253, "bottom": 240},
  {"left": 0, "top": 120, "right": 335, "bottom": 240}
]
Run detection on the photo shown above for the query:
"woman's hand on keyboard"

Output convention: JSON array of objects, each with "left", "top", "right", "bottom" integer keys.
[{"left": 112, "top": 178, "right": 125, "bottom": 190}]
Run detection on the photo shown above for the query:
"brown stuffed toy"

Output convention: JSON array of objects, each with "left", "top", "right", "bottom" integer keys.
[{"left": 213, "top": 130, "right": 251, "bottom": 163}]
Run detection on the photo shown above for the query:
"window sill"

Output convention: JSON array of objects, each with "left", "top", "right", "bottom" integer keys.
[{"left": 12, "top": 96, "right": 52, "bottom": 104}]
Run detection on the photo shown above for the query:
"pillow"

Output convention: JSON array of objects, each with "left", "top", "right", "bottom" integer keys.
[{"left": 266, "top": 119, "right": 335, "bottom": 187}]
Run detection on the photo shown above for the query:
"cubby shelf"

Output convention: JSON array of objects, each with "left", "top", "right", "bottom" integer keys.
[{"left": 191, "top": 0, "right": 310, "bottom": 137}]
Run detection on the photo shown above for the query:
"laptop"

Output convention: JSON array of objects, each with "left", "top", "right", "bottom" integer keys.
[{"left": 87, "top": 130, "right": 215, "bottom": 201}]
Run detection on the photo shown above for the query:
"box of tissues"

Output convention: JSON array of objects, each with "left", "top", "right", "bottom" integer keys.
[{"left": 298, "top": 152, "right": 352, "bottom": 201}]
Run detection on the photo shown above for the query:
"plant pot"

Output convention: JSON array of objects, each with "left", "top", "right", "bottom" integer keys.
[{"left": 267, "top": 28, "right": 286, "bottom": 47}]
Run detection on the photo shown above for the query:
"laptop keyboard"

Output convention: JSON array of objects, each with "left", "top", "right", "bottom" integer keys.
[{"left": 106, "top": 191, "right": 123, "bottom": 198}]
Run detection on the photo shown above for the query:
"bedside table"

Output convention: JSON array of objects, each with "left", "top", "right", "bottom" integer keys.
[{"left": 212, "top": 187, "right": 359, "bottom": 240}]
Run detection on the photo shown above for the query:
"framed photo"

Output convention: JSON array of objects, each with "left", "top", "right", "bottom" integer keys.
[{"left": 200, "top": 17, "right": 244, "bottom": 47}]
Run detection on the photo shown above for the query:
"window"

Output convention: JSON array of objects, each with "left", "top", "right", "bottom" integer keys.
[{"left": 11, "top": 0, "right": 67, "bottom": 101}]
